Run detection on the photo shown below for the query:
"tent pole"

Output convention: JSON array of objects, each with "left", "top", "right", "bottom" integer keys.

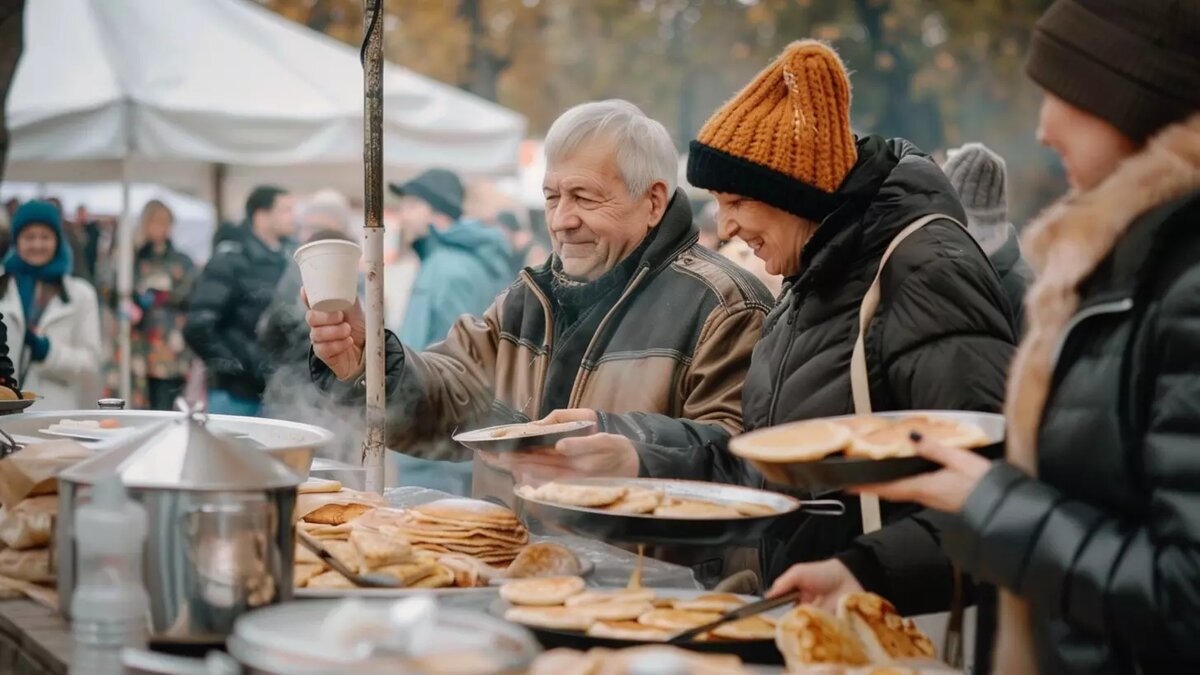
[
  {"left": 361, "top": 0, "right": 386, "bottom": 493},
  {"left": 117, "top": 162, "right": 133, "bottom": 402}
]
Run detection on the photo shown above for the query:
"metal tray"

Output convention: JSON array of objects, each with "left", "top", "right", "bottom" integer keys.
[
  {"left": 490, "top": 589, "right": 785, "bottom": 665},
  {"left": 514, "top": 477, "right": 841, "bottom": 546},
  {"left": 0, "top": 409, "right": 335, "bottom": 478},
  {"left": 0, "top": 398, "right": 38, "bottom": 415},
  {"left": 732, "top": 410, "right": 1006, "bottom": 492},
  {"left": 453, "top": 420, "right": 596, "bottom": 453}
]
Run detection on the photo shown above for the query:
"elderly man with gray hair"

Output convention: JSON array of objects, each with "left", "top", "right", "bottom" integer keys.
[{"left": 307, "top": 99, "right": 771, "bottom": 499}]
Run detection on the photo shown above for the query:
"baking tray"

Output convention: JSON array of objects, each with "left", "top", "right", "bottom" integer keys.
[
  {"left": 453, "top": 420, "right": 596, "bottom": 453},
  {"left": 731, "top": 410, "right": 1006, "bottom": 492},
  {"left": 513, "top": 477, "right": 841, "bottom": 546},
  {"left": 490, "top": 589, "right": 785, "bottom": 665}
]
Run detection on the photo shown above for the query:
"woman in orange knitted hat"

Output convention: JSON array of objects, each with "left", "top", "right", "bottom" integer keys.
[{"left": 574, "top": 41, "right": 1019, "bottom": 612}]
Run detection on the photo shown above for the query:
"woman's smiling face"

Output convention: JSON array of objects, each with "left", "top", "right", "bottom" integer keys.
[{"left": 711, "top": 192, "right": 818, "bottom": 277}]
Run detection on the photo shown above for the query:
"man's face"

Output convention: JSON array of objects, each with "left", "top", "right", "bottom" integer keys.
[
  {"left": 543, "top": 141, "right": 667, "bottom": 282},
  {"left": 266, "top": 194, "right": 297, "bottom": 239},
  {"left": 1037, "top": 92, "right": 1136, "bottom": 192},
  {"left": 397, "top": 196, "right": 435, "bottom": 238}
]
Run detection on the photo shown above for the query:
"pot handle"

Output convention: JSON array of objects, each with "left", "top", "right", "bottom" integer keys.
[{"left": 121, "top": 648, "right": 240, "bottom": 675}]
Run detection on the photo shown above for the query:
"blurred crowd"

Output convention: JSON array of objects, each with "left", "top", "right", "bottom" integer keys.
[{"left": 0, "top": 132, "right": 1029, "bottom": 418}]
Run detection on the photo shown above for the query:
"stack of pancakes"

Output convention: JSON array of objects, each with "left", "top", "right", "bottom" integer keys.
[{"left": 394, "top": 499, "right": 530, "bottom": 567}]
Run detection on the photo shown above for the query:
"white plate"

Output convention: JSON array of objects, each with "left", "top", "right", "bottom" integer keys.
[{"left": 41, "top": 425, "right": 133, "bottom": 441}]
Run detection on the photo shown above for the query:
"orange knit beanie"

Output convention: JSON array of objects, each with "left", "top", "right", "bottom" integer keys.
[{"left": 687, "top": 40, "right": 858, "bottom": 221}]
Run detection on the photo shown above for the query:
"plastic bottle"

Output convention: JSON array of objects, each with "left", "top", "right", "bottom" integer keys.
[{"left": 69, "top": 476, "right": 150, "bottom": 675}]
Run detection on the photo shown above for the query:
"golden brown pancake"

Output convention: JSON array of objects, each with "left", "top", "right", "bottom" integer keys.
[
  {"left": 499, "top": 575, "right": 586, "bottom": 606},
  {"left": 673, "top": 593, "right": 745, "bottom": 613},
  {"left": 349, "top": 528, "right": 413, "bottom": 572},
  {"left": 293, "top": 563, "right": 324, "bottom": 588},
  {"left": 838, "top": 592, "right": 936, "bottom": 662},
  {"left": 729, "top": 420, "right": 853, "bottom": 462},
  {"left": 711, "top": 615, "right": 775, "bottom": 640},
  {"left": 775, "top": 605, "right": 869, "bottom": 667},
  {"left": 605, "top": 488, "right": 664, "bottom": 515},
  {"left": 578, "top": 602, "right": 654, "bottom": 622},
  {"left": 652, "top": 500, "right": 741, "bottom": 519},
  {"left": 302, "top": 502, "right": 374, "bottom": 525},
  {"left": 533, "top": 483, "right": 628, "bottom": 508},
  {"left": 304, "top": 570, "right": 356, "bottom": 590},
  {"left": 505, "top": 542, "right": 583, "bottom": 578},
  {"left": 565, "top": 588, "right": 657, "bottom": 607},
  {"left": 504, "top": 605, "right": 596, "bottom": 631},
  {"left": 637, "top": 609, "right": 722, "bottom": 631},
  {"left": 586, "top": 620, "right": 670, "bottom": 642}
]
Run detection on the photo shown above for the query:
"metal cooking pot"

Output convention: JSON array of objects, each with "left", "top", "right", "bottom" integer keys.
[
  {"left": 121, "top": 599, "right": 542, "bottom": 675},
  {"left": 55, "top": 405, "right": 321, "bottom": 644}
]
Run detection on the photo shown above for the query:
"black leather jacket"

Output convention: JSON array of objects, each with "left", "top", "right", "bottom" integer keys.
[{"left": 947, "top": 191, "right": 1200, "bottom": 673}]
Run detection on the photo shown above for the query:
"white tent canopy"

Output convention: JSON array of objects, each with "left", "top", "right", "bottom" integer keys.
[{"left": 6, "top": 0, "right": 527, "bottom": 214}]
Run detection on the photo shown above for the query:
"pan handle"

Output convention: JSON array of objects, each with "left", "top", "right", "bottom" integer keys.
[{"left": 797, "top": 499, "right": 846, "bottom": 516}]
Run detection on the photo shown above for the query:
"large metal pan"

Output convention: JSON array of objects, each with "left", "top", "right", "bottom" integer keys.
[
  {"left": 490, "top": 588, "right": 785, "bottom": 665},
  {"left": 731, "top": 411, "right": 1006, "bottom": 492},
  {"left": 0, "top": 409, "right": 335, "bottom": 477},
  {"left": 514, "top": 477, "right": 843, "bottom": 546}
]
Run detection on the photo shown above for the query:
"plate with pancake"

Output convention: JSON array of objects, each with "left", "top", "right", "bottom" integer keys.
[
  {"left": 514, "top": 477, "right": 840, "bottom": 546},
  {"left": 453, "top": 420, "right": 597, "bottom": 452},
  {"left": 729, "top": 411, "right": 1004, "bottom": 491},
  {"left": 492, "top": 585, "right": 787, "bottom": 665}
]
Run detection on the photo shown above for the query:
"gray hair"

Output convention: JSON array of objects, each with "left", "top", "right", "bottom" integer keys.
[{"left": 544, "top": 99, "right": 678, "bottom": 198}]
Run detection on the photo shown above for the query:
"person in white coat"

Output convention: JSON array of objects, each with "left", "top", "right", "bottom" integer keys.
[{"left": 0, "top": 201, "right": 102, "bottom": 409}]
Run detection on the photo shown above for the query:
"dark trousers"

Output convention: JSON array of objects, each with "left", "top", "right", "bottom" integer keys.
[{"left": 147, "top": 377, "right": 186, "bottom": 411}]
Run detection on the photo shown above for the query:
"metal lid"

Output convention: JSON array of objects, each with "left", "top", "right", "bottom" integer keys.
[
  {"left": 228, "top": 600, "right": 540, "bottom": 674},
  {"left": 59, "top": 404, "right": 302, "bottom": 491}
]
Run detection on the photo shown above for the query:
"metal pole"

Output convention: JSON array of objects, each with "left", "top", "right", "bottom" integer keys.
[
  {"left": 117, "top": 163, "right": 133, "bottom": 402},
  {"left": 361, "top": 0, "right": 386, "bottom": 493}
]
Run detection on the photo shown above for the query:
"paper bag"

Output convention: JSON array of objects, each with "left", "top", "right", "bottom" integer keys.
[
  {"left": 0, "top": 441, "right": 91, "bottom": 510},
  {"left": 0, "top": 495, "right": 57, "bottom": 550}
]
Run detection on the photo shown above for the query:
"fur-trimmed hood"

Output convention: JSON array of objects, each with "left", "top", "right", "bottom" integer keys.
[{"left": 996, "top": 112, "right": 1200, "bottom": 673}]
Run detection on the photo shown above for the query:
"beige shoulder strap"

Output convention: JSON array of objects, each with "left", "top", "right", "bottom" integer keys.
[{"left": 851, "top": 213, "right": 962, "bottom": 532}]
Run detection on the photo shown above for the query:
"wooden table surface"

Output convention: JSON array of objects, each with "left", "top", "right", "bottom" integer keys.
[{"left": 0, "top": 600, "right": 69, "bottom": 675}]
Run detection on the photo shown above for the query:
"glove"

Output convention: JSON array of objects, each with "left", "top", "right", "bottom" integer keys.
[{"left": 24, "top": 331, "right": 50, "bottom": 363}]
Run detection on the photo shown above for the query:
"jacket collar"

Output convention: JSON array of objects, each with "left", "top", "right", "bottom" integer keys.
[
  {"left": 788, "top": 135, "right": 966, "bottom": 297},
  {"left": 529, "top": 189, "right": 697, "bottom": 291}
]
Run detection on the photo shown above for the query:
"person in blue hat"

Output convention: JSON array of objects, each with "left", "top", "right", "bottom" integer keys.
[{"left": 0, "top": 200, "right": 102, "bottom": 409}]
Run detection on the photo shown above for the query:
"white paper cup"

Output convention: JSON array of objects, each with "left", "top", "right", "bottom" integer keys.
[{"left": 294, "top": 239, "right": 362, "bottom": 312}]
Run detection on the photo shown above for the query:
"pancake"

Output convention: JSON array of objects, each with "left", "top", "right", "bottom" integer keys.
[
  {"left": 673, "top": 593, "right": 745, "bottom": 613},
  {"left": 407, "top": 564, "right": 456, "bottom": 589},
  {"left": 711, "top": 615, "right": 775, "bottom": 640},
  {"left": 296, "top": 521, "right": 354, "bottom": 540},
  {"left": 605, "top": 488, "right": 664, "bottom": 515},
  {"left": 533, "top": 483, "right": 628, "bottom": 508},
  {"left": 302, "top": 502, "right": 374, "bottom": 526},
  {"left": 499, "top": 575, "right": 586, "bottom": 606},
  {"left": 730, "top": 420, "right": 853, "bottom": 462},
  {"left": 586, "top": 620, "right": 670, "bottom": 642},
  {"left": 652, "top": 500, "right": 741, "bottom": 519},
  {"left": 298, "top": 478, "right": 343, "bottom": 494},
  {"left": 505, "top": 605, "right": 596, "bottom": 631},
  {"left": 305, "top": 570, "right": 356, "bottom": 590},
  {"left": 848, "top": 416, "right": 990, "bottom": 459},
  {"left": 832, "top": 416, "right": 893, "bottom": 437},
  {"left": 838, "top": 592, "right": 935, "bottom": 662},
  {"left": 294, "top": 542, "right": 322, "bottom": 566},
  {"left": 565, "top": 588, "right": 657, "bottom": 607},
  {"left": 411, "top": 499, "right": 521, "bottom": 527},
  {"left": 579, "top": 601, "right": 654, "bottom": 622},
  {"left": 320, "top": 540, "right": 359, "bottom": 571},
  {"left": 372, "top": 559, "right": 442, "bottom": 586},
  {"left": 349, "top": 529, "right": 413, "bottom": 572},
  {"left": 637, "top": 609, "right": 722, "bottom": 631},
  {"left": 731, "top": 501, "right": 777, "bottom": 517},
  {"left": 505, "top": 542, "right": 583, "bottom": 578},
  {"left": 775, "top": 605, "right": 869, "bottom": 668},
  {"left": 293, "top": 563, "right": 324, "bottom": 588}
]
